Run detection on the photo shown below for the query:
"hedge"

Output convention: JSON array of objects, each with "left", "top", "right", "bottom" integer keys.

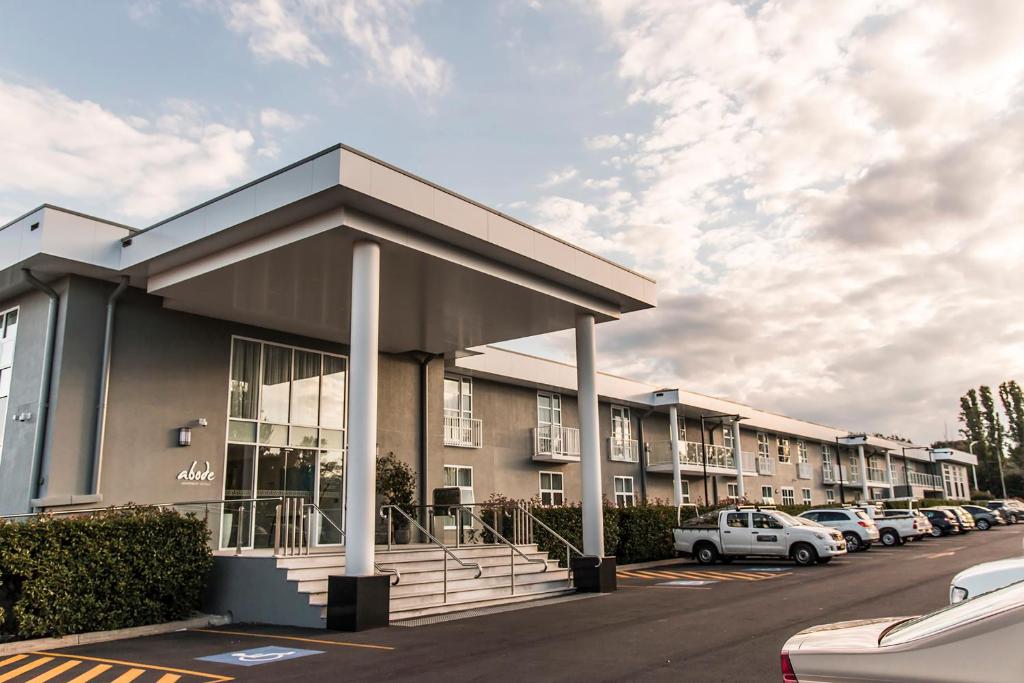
[{"left": 0, "top": 507, "right": 213, "bottom": 641}]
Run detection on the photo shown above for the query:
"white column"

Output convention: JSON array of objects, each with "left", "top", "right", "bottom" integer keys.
[
  {"left": 885, "top": 451, "right": 894, "bottom": 499},
  {"left": 732, "top": 419, "right": 744, "bottom": 498},
  {"left": 345, "top": 240, "right": 380, "bottom": 577},
  {"left": 576, "top": 312, "right": 604, "bottom": 557},
  {"left": 857, "top": 445, "right": 869, "bottom": 502},
  {"left": 669, "top": 405, "right": 682, "bottom": 508},
  {"left": 972, "top": 465, "right": 979, "bottom": 491}
]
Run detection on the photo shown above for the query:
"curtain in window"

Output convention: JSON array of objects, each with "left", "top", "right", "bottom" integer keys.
[
  {"left": 230, "top": 339, "right": 261, "bottom": 419},
  {"left": 291, "top": 350, "right": 321, "bottom": 426},
  {"left": 261, "top": 345, "right": 291, "bottom": 423}
]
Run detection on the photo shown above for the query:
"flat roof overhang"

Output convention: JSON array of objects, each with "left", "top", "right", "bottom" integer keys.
[{"left": 123, "top": 145, "right": 656, "bottom": 354}]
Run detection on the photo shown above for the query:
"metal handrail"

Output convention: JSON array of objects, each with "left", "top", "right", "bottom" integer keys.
[
  {"left": 380, "top": 504, "right": 482, "bottom": 604},
  {"left": 302, "top": 502, "right": 400, "bottom": 585},
  {"left": 513, "top": 503, "right": 591, "bottom": 582},
  {"left": 453, "top": 504, "right": 546, "bottom": 597}
]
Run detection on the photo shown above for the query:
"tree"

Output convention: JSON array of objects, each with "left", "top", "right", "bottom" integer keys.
[
  {"left": 959, "top": 388, "right": 998, "bottom": 492},
  {"left": 999, "top": 381, "right": 1024, "bottom": 466}
]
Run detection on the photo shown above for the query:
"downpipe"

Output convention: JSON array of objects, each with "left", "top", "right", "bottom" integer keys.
[
  {"left": 21, "top": 270, "right": 59, "bottom": 506},
  {"left": 91, "top": 276, "right": 130, "bottom": 495}
]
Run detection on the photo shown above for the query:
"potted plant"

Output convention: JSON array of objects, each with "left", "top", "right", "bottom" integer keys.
[{"left": 376, "top": 452, "right": 416, "bottom": 544}]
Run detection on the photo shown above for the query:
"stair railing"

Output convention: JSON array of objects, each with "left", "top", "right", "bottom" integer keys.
[
  {"left": 452, "top": 505, "right": 547, "bottom": 597},
  {"left": 514, "top": 502, "right": 590, "bottom": 587},
  {"left": 380, "top": 504, "right": 482, "bottom": 604}
]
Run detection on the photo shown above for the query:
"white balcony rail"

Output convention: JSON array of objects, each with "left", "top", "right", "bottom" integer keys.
[
  {"left": 756, "top": 455, "right": 775, "bottom": 475},
  {"left": 443, "top": 415, "right": 483, "bottom": 448},
  {"left": 646, "top": 441, "right": 735, "bottom": 470},
  {"left": 823, "top": 465, "right": 861, "bottom": 484},
  {"left": 741, "top": 451, "right": 757, "bottom": 473},
  {"left": 609, "top": 437, "right": 640, "bottom": 462},
  {"left": 532, "top": 424, "right": 581, "bottom": 459},
  {"left": 866, "top": 466, "right": 889, "bottom": 484},
  {"left": 893, "top": 470, "right": 944, "bottom": 489},
  {"left": 797, "top": 462, "right": 812, "bottom": 480}
]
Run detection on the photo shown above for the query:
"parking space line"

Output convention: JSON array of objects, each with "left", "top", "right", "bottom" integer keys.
[
  {"left": 25, "top": 659, "right": 81, "bottom": 683},
  {"left": 0, "top": 657, "right": 27, "bottom": 670},
  {"left": 109, "top": 668, "right": 146, "bottom": 683},
  {"left": 190, "top": 628, "right": 396, "bottom": 652},
  {"left": 64, "top": 664, "right": 111, "bottom": 683},
  {"left": 0, "top": 657, "right": 53, "bottom": 682},
  {"left": 154, "top": 675, "right": 181, "bottom": 683},
  {"left": 41, "top": 653, "right": 233, "bottom": 683}
]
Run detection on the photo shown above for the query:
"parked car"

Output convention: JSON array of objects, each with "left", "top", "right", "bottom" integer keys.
[
  {"left": 921, "top": 508, "right": 959, "bottom": 536},
  {"left": 961, "top": 504, "right": 1003, "bottom": 530},
  {"left": 867, "top": 509, "right": 923, "bottom": 546},
  {"left": 798, "top": 508, "right": 880, "bottom": 552},
  {"left": 673, "top": 506, "right": 847, "bottom": 567},
  {"left": 950, "top": 558, "right": 1024, "bottom": 604},
  {"left": 987, "top": 499, "right": 1024, "bottom": 523},
  {"left": 781, "top": 579, "right": 1024, "bottom": 683},
  {"left": 925, "top": 506, "right": 975, "bottom": 533}
]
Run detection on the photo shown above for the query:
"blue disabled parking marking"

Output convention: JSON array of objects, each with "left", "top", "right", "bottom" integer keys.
[
  {"left": 197, "top": 645, "right": 324, "bottom": 667},
  {"left": 659, "top": 579, "right": 717, "bottom": 586},
  {"left": 741, "top": 567, "right": 787, "bottom": 572}
]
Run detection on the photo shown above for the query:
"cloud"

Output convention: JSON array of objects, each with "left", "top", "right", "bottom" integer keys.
[
  {"left": 526, "top": 0, "right": 1024, "bottom": 443},
  {"left": 213, "top": 0, "right": 451, "bottom": 96},
  {"left": 0, "top": 80, "right": 254, "bottom": 221},
  {"left": 259, "top": 107, "right": 309, "bottom": 131},
  {"left": 127, "top": 0, "right": 161, "bottom": 26},
  {"left": 540, "top": 166, "right": 578, "bottom": 187}
]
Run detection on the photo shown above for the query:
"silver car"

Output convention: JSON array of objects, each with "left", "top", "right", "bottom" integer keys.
[{"left": 782, "top": 579, "right": 1024, "bottom": 682}]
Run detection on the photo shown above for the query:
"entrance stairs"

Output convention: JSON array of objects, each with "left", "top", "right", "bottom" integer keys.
[{"left": 277, "top": 544, "right": 573, "bottom": 622}]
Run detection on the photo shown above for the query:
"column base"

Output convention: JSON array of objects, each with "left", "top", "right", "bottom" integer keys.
[
  {"left": 326, "top": 575, "right": 390, "bottom": 631},
  {"left": 571, "top": 556, "right": 617, "bottom": 593}
]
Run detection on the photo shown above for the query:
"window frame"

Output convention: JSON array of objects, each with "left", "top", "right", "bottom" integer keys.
[
  {"left": 726, "top": 482, "right": 739, "bottom": 500},
  {"left": 825, "top": 489, "right": 836, "bottom": 503},
  {"left": 761, "top": 484, "right": 773, "bottom": 501},
  {"left": 801, "top": 488, "right": 812, "bottom": 505},
  {"left": 538, "top": 471, "right": 565, "bottom": 506},
  {"left": 444, "top": 375, "right": 473, "bottom": 419},
  {"left": 443, "top": 464, "right": 475, "bottom": 530},
  {"left": 757, "top": 432, "right": 770, "bottom": 458},
  {"left": 614, "top": 476, "right": 636, "bottom": 507},
  {"left": 537, "top": 391, "right": 563, "bottom": 426},
  {"left": 777, "top": 437, "right": 791, "bottom": 463},
  {"left": 0, "top": 307, "right": 19, "bottom": 465},
  {"left": 780, "top": 487, "right": 795, "bottom": 505},
  {"left": 797, "top": 440, "right": 808, "bottom": 464}
]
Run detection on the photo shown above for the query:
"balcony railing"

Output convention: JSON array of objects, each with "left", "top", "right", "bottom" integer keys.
[
  {"left": 756, "top": 455, "right": 775, "bottom": 475},
  {"left": 797, "top": 462, "right": 812, "bottom": 480},
  {"left": 443, "top": 415, "right": 483, "bottom": 448},
  {"left": 741, "top": 451, "right": 757, "bottom": 474},
  {"left": 823, "top": 465, "right": 861, "bottom": 485},
  {"left": 609, "top": 437, "right": 640, "bottom": 463},
  {"left": 866, "top": 466, "right": 889, "bottom": 484},
  {"left": 532, "top": 424, "right": 581, "bottom": 461},
  {"left": 646, "top": 441, "right": 736, "bottom": 471},
  {"left": 892, "top": 470, "right": 944, "bottom": 489}
]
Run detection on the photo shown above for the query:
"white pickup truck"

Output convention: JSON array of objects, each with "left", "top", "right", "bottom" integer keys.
[{"left": 673, "top": 507, "right": 847, "bottom": 567}]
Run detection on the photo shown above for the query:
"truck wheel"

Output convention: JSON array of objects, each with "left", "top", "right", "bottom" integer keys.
[
  {"left": 792, "top": 543, "right": 817, "bottom": 567},
  {"left": 843, "top": 532, "right": 861, "bottom": 552},
  {"left": 880, "top": 529, "right": 900, "bottom": 546},
  {"left": 694, "top": 542, "right": 719, "bottom": 565}
]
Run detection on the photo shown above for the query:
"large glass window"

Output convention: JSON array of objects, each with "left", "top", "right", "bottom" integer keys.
[
  {"left": 224, "top": 338, "right": 348, "bottom": 549},
  {"left": 444, "top": 377, "right": 472, "bottom": 418},
  {"left": 0, "top": 308, "right": 17, "bottom": 464},
  {"left": 443, "top": 465, "right": 474, "bottom": 530},
  {"left": 539, "top": 471, "right": 564, "bottom": 506},
  {"left": 614, "top": 476, "right": 635, "bottom": 507}
]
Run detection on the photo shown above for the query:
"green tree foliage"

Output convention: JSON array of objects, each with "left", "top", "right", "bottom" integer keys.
[
  {"left": 960, "top": 387, "right": 1002, "bottom": 494},
  {"left": 999, "top": 381, "right": 1024, "bottom": 465}
]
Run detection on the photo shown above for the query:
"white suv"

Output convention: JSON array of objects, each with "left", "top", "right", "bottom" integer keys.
[{"left": 799, "top": 508, "right": 880, "bottom": 552}]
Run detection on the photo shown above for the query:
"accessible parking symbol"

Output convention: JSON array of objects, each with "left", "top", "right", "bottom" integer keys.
[{"left": 198, "top": 645, "right": 323, "bottom": 667}]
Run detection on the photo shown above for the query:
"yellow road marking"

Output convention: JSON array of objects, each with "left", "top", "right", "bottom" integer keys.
[
  {"left": 41, "top": 653, "right": 232, "bottom": 683},
  {"left": 110, "top": 668, "right": 145, "bottom": 683},
  {"left": 0, "top": 656, "right": 27, "bottom": 670},
  {"left": 616, "top": 570, "right": 646, "bottom": 578},
  {"left": 191, "top": 628, "right": 396, "bottom": 651},
  {"left": 644, "top": 571, "right": 682, "bottom": 579},
  {"left": 25, "top": 659, "right": 80, "bottom": 683},
  {"left": 64, "top": 664, "right": 111, "bottom": 683},
  {"left": 619, "top": 585, "right": 712, "bottom": 590},
  {"left": 0, "top": 657, "right": 52, "bottom": 682},
  {"left": 155, "top": 675, "right": 181, "bottom": 683}
]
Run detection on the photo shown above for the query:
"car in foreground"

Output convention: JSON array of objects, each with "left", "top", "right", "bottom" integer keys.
[
  {"left": 961, "top": 504, "right": 1003, "bottom": 530},
  {"left": 673, "top": 506, "right": 846, "bottom": 567},
  {"left": 950, "top": 558, "right": 1024, "bottom": 604},
  {"left": 798, "top": 508, "right": 879, "bottom": 552},
  {"left": 781, "top": 579, "right": 1024, "bottom": 682},
  {"left": 921, "top": 508, "right": 959, "bottom": 536}
]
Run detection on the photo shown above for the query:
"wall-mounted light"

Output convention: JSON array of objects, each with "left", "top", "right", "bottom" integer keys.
[{"left": 178, "top": 418, "right": 208, "bottom": 447}]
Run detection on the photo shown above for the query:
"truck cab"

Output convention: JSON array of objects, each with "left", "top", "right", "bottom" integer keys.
[{"left": 673, "top": 506, "right": 847, "bottom": 567}]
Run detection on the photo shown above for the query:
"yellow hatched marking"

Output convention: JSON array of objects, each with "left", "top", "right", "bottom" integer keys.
[
  {"left": 644, "top": 571, "right": 682, "bottom": 579},
  {"left": 716, "top": 571, "right": 770, "bottom": 581},
  {"left": 64, "top": 664, "right": 112, "bottom": 683},
  {"left": 628, "top": 571, "right": 663, "bottom": 579},
  {"left": 41, "top": 653, "right": 232, "bottom": 683},
  {"left": 25, "top": 659, "right": 81, "bottom": 683},
  {"left": 155, "top": 675, "right": 181, "bottom": 683},
  {"left": 109, "top": 668, "right": 146, "bottom": 683},
  {"left": 679, "top": 571, "right": 735, "bottom": 581},
  {"left": 191, "top": 628, "right": 395, "bottom": 652},
  {"left": 616, "top": 571, "right": 646, "bottom": 578},
  {"left": 0, "top": 657, "right": 27, "bottom": 670},
  {"left": 0, "top": 657, "right": 53, "bottom": 682},
  {"left": 672, "top": 572, "right": 721, "bottom": 581}
]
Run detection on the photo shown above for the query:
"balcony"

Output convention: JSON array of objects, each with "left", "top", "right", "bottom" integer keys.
[
  {"left": 741, "top": 451, "right": 757, "bottom": 475},
  {"left": 609, "top": 436, "right": 640, "bottom": 463},
  {"left": 797, "top": 462, "right": 812, "bottom": 480},
  {"left": 866, "top": 466, "right": 889, "bottom": 485},
  {"left": 647, "top": 441, "right": 737, "bottom": 475},
  {"left": 823, "top": 465, "right": 861, "bottom": 485},
  {"left": 532, "top": 424, "right": 581, "bottom": 463},
  {"left": 756, "top": 455, "right": 775, "bottom": 476},
  {"left": 892, "top": 470, "right": 944, "bottom": 490},
  {"left": 443, "top": 415, "right": 483, "bottom": 448}
]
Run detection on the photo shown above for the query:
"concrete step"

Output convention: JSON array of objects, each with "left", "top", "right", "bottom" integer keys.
[
  {"left": 287, "top": 554, "right": 558, "bottom": 583},
  {"left": 301, "top": 565, "right": 567, "bottom": 599},
  {"left": 275, "top": 544, "right": 540, "bottom": 570},
  {"left": 388, "top": 586, "right": 578, "bottom": 621}
]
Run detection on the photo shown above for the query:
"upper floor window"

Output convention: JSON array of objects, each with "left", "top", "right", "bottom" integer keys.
[
  {"left": 722, "top": 426, "right": 734, "bottom": 450},
  {"left": 537, "top": 392, "right": 562, "bottom": 426},
  {"left": 611, "top": 405, "right": 631, "bottom": 441},
  {"left": 0, "top": 308, "right": 18, "bottom": 463},
  {"left": 821, "top": 444, "right": 834, "bottom": 466},
  {"left": 677, "top": 415, "right": 686, "bottom": 441},
  {"left": 796, "top": 440, "right": 808, "bottom": 464},
  {"left": 757, "top": 432, "right": 770, "bottom": 458},
  {"left": 777, "top": 437, "right": 791, "bottom": 463},
  {"left": 444, "top": 376, "right": 472, "bottom": 419}
]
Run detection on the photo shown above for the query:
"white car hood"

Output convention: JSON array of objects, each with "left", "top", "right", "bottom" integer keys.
[
  {"left": 952, "top": 558, "right": 1024, "bottom": 597},
  {"left": 785, "top": 618, "right": 904, "bottom": 652}
]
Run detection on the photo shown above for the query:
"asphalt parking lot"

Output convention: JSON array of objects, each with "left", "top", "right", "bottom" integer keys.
[{"left": 8, "top": 525, "right": 1024, "bottom": 683}]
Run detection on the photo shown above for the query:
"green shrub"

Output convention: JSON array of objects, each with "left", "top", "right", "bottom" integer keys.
[
  {"left": 0, "top": 507, "right": 212, "bottom": 641},
  {"left": 615, "top": 503, "right": 678, "bottom": 564},
  {"left": 531, "top": 501, "right": 620, "bottom": 567}
]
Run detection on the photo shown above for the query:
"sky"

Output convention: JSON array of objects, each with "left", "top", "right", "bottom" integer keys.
[{"left": 1, "top": 0, "right": 1022, "bottom": 444}]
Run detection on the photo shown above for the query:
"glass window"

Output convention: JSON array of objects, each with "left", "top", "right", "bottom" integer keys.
[
  {"left": 444, "top": 377, "right": 472, "bottom": 418},
  {"left": 0, "top": 307, "right": 18, "bottom": 463},
  {"left": 881, "top": 581, "right": 1024, "bottom": 646},
  {"left": 260, "top": 345, "right": 291, "bottom": 424},
  {"left": 681, "top": 480, "right": 690, "bottom": 503},
  {"left": 761, "top": 485, "right": 773, "bottom": 501},
  {"left": 727, "top": 482, "right": 738, "bottom": 499},
  {"left": 752, "top": 512, "right": 783, "bottom": 529},
  {"left": 677, "top": 415, "right": 686, "bottom": 441},
  {"left": 222, "top": 444, "right": 256, "bottom": 547},
  {"left": 802, "top": 488, "right": 812, "bottom": 505},
  {"left": 291, "top": 350, "right": 321, "bottom": 426},
  {"left": 318, "top": 450, "right": 344, "bottom": 544},
  {"left": 797, "top": 441, "right": 808, "bottom": 464},
  {"left": 320, "top": 355, "right": 347, "bottom": 429},
  {"left": 443, "top": 465, "right": 474, "bottom": 530},
  {"left": 538, "top": 392, "right": 562, "bottom": 426},
  {"left": 614, "top": 476, "right": 635, "bottom": 507},
  {"left": 229, "top": 338, "right": 260, "bottom": 420},
  {"left": 611, "top": 406, "right": 631, "bottom": 441},
  {"left": 826, "top": 489, "right": 835, "bottom": 503},
  {"left": 539, "top": 471, "right": 564, "bottom": 506},
  {"left": 781, "top": 488, "right": 795, "bottom": 505},
  {"left": 726, "top": 512, "right": 747, "bottom": 528},
  {"left": 757, "top": 433, "right": 770, "bottom": 458},
  {"left": 777, "top": 438, "right": 791, "bottom": 463},
  {"left": 723, "top": 426, "right": 734, "bottom": 450}
]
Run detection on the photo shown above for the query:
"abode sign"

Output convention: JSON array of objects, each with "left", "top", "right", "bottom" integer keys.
[{"left": 178, "top": 460, "right": 215, "bottom": 484}]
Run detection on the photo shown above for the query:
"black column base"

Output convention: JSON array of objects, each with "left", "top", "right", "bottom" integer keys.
[
  {"left": 571, "top": 556, "right": 617, "bottom": 593},
  {"left": 326, "top": 575, "right": 390, "bottom": 631}
]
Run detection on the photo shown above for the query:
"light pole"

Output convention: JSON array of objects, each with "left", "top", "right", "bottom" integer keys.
[
  {"left": 967, "top": 440, "right": 979, "bottom": 492},
  {"left": 995, "top": 437, "right": 1008, "bottom": 499}
]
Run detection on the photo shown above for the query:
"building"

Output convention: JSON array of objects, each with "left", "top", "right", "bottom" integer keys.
[{"left": 0, "top": 145, "right": 974, "bottom": 624}]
